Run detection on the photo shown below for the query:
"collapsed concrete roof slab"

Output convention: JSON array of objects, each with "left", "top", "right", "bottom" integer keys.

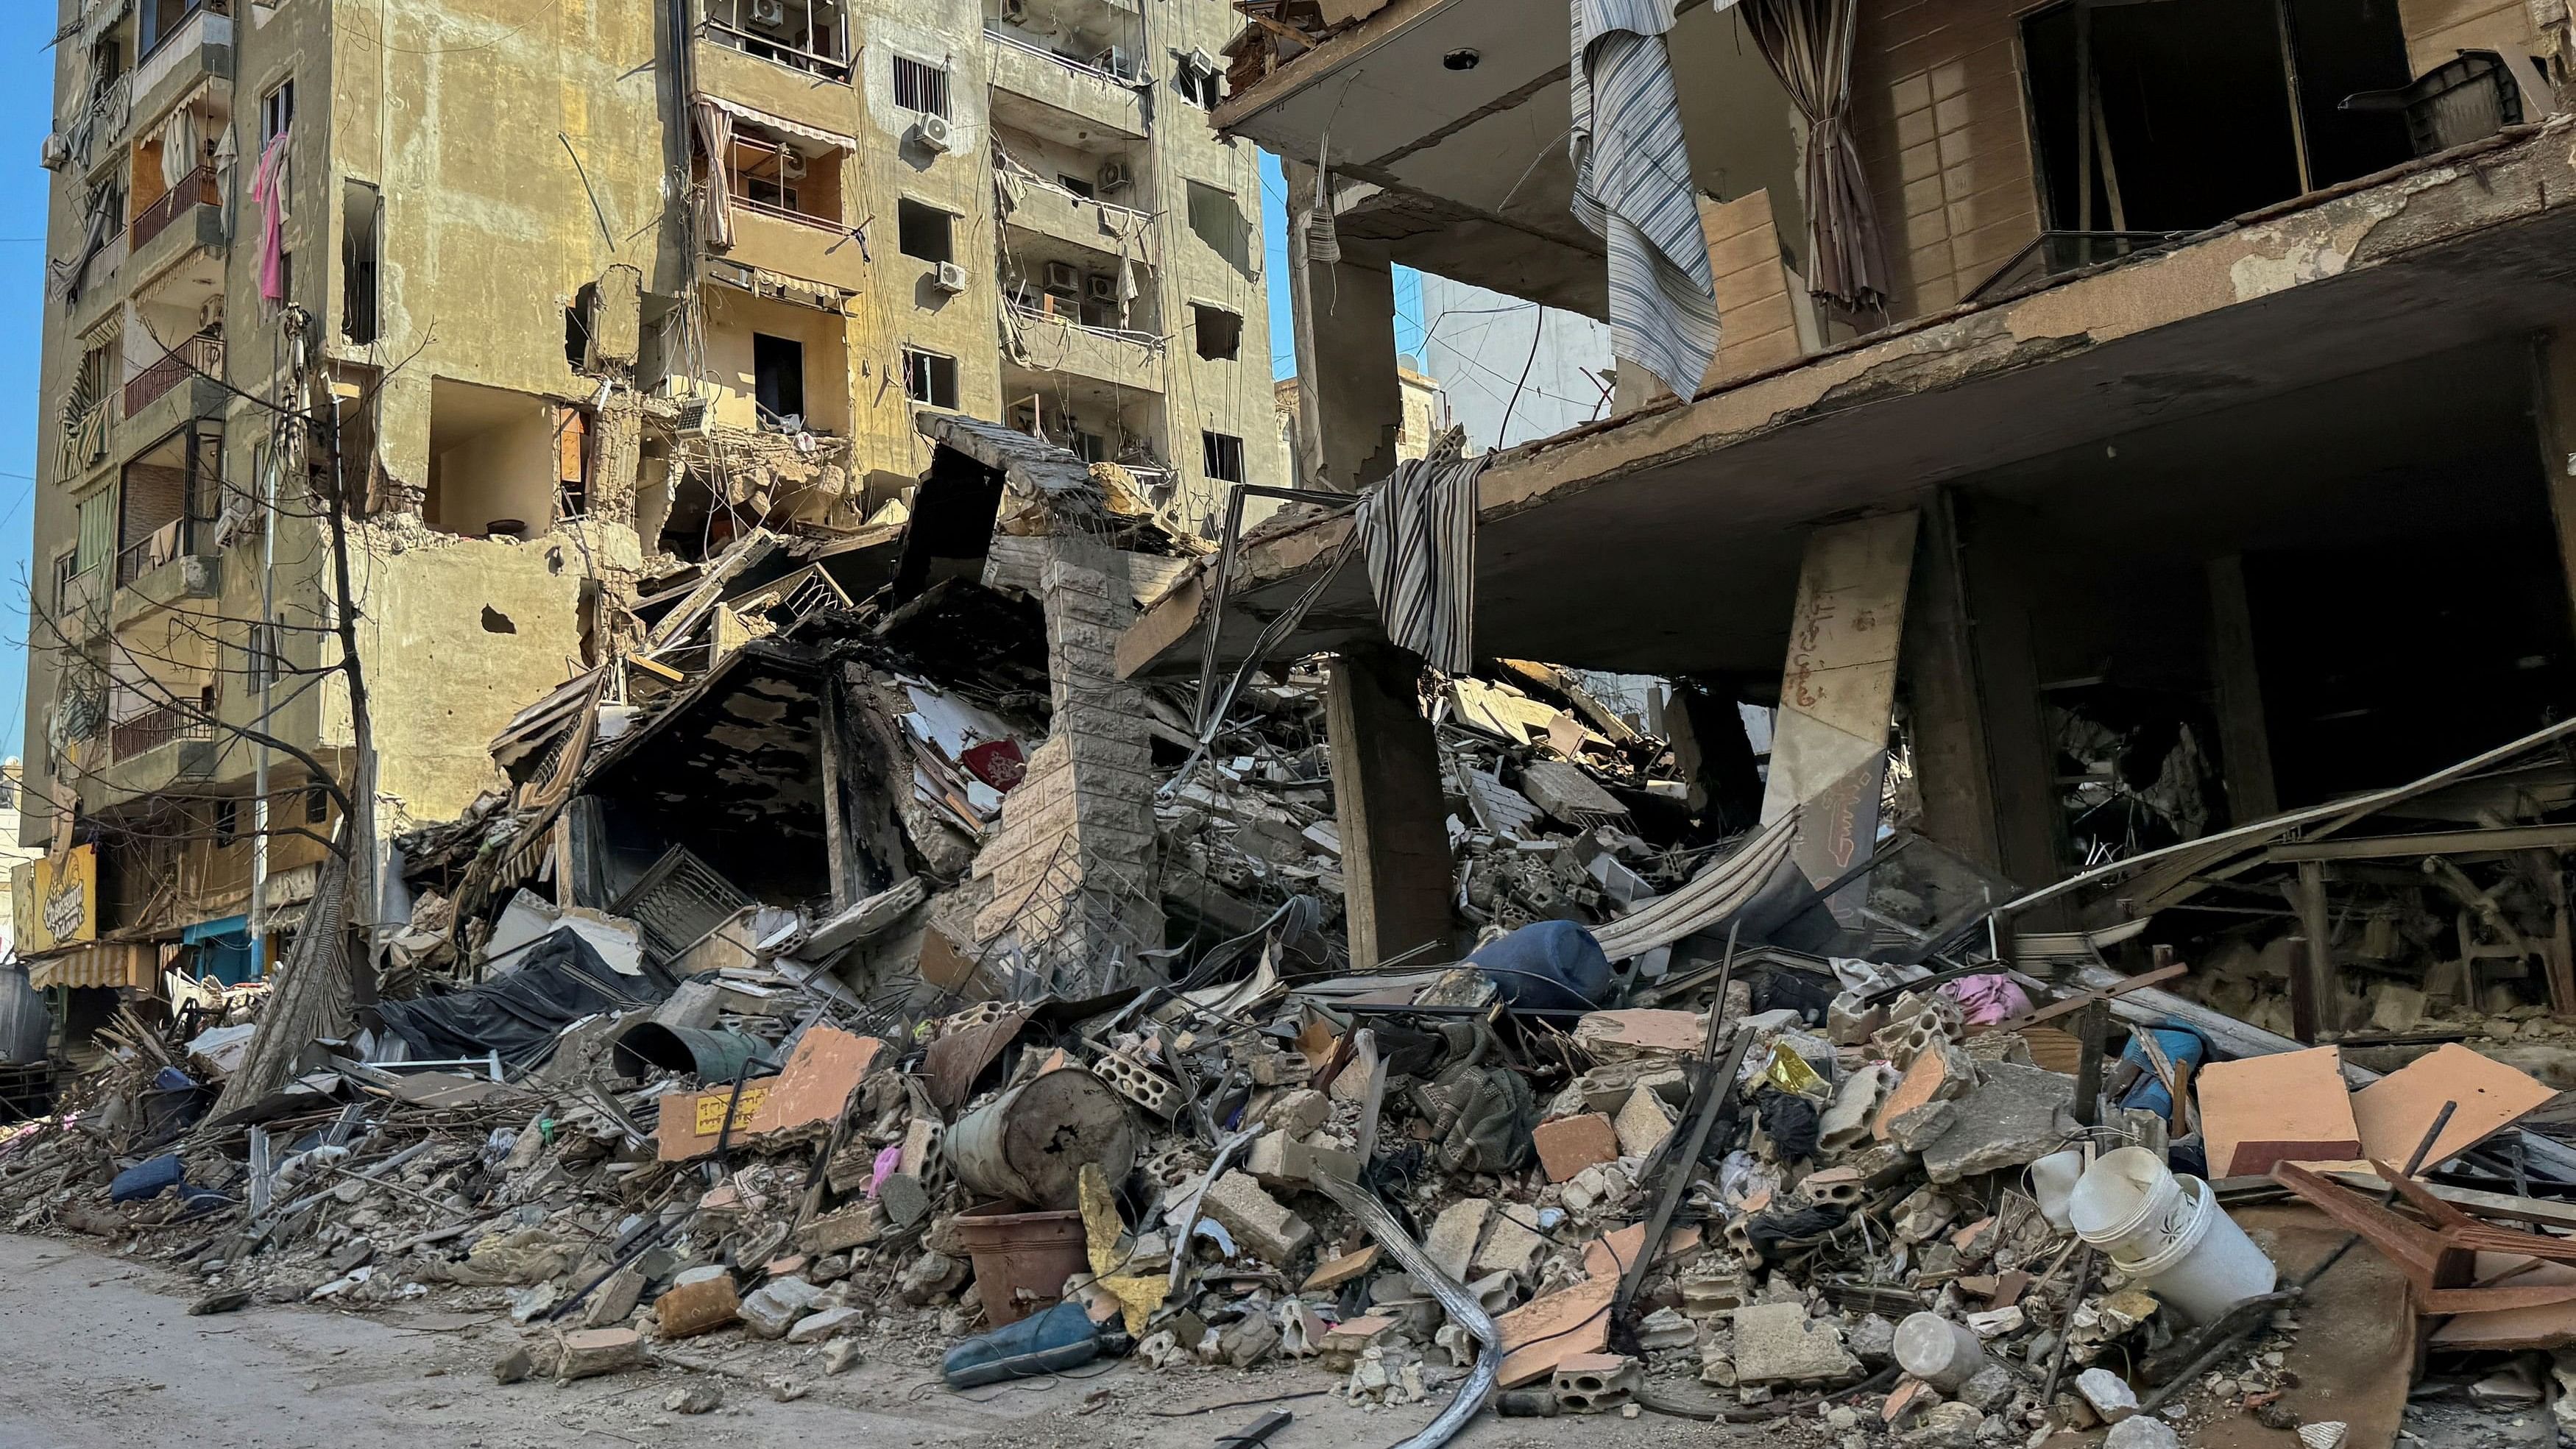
[{"left": 1120, "top": 120, "right": 2576, "bottom": 682}]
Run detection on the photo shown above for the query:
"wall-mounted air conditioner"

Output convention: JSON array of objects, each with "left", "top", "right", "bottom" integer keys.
[
  {"left": 933, "top": 261, "right": 969, "bottom": 294},
  {"left": 915, "top": 113, "right": 953, "bottom": 152}
]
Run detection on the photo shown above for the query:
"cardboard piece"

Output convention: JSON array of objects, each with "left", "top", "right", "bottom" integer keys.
[
  {"left": 2349, "top": 1043, "right": 2553, "bottom": 1171},
  {"left": 654, "top": 1027, "right": 885, "bottom": 1161},
  {"left": 2197, "top": 1046, "right": 2360, "bottom": 1177}
]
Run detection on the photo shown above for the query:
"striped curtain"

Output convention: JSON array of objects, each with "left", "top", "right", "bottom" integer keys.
[
  {"left": 1740, "top": 0, "right": 1891, "bottom": 312},
  {"left": 691, "top": 99, "right": 737, "bottom": 251},
  {"left": 1354, "top": 433, "right": 1487, "bottom": 675},
  {"left": 1569, "top": 0, "right": 1719, "bottom": 400}
]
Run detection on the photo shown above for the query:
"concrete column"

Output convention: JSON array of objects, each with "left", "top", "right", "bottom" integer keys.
[
  {"left": 2205, "top": 554, "right": 2279, "bottom": 824},
  {"left": 1326, "top": 645, "right": 1453, "bottom": 970},
  {"left": 1903, "top": 489, "right": 2005, "bottom": 872},
  {"left": 970, "top": 536, "right": 1164, "bottom": 993},
  {"left": 1283, "top": 160, "right": 1404, "bottom": 493},
  {"left": 1956, "top": 499, "right": 2069, "bottom": 913}
]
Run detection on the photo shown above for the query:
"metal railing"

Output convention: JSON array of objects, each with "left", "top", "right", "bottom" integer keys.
[
  {"left": 115, "top": 514, "right": 205, "bottom": 588},
  {"left": 129, "top": 165, "right": 219, "bottom": 252},
  {"left": 699, "top": 18, "right": 852, "bottom": 82},
  {"left": 110, "top": 696, "right": 213, "bottom": 762},
  {"left": 985, "top": 25, "right": 1139, "bottom": 85},
  {"left": 731, "top": 191, "right": 844, "bottom": 231},
  {"left": 1005, "top": 300, "right": 1162, "bottom": 351},
  {"left": 123, "top": 334, "right": 222, "bottom": 417}
]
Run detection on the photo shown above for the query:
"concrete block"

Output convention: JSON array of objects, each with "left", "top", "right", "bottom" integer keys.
[
  {"left": 1471, "top": 1209, "right": 1548, "bottom": 1278},
  {"left": 1248, "top": 1131, "right": 1360, "bottom": 1189},
  {"left": 1532, "top": 1113, "right": 1619, "bottom": 1182},
  {"left": 1613, "top": 1087, "right": 1675, "bottom": 1158},
  {"left": 1919, "top": 1063, "right": 2078, "bottom": 1183},
  {"left": 1552, "top": 1351, "right": 1639, "bottom": 1412},
  {"left": 1199, "top": 1170, "right": 1315, "bottom": 1264},
  {"left": 652, "top": 1274, "right": 740, "bottom": 1339},
  {"left": 739, "top": 1275, "right": 822, "bottom": 1339},
  {"left": 797, "top": 1204, "right": 882, "bottom": 1256},
  {"left": 1730, "top": 1302, "right": 1859, "bottom": 1386},
  {"left": 786, "top": 1305, "right": 864, "bottom": 1344},
  {"left": 581, "top": 1266, "right": 646, "bottom": 1328},
  {"left": 1262, "top": 1088, "right": 1331, "bottom": 1135},
  {"left": 1874, "top": 1041, "right": 1972, "bottom": 1144},
  {"left": 552, "top": 1328, "right": 644, "bottom": 1381},
  {"left": 1425, "top": 1198, "right": 1493, "bottom": 1283}
]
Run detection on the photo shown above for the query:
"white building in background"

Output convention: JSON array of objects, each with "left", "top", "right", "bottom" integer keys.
[{"left": 1416, "top": 274, "right": 1613, "bottom": 455}]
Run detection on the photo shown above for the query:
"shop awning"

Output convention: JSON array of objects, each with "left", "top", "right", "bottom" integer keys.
[
  {"left": 27, "top": 941, "right": 155, "bottom": 991},
  {"left": 181, "top": 915, "right": 248, "bottom": 944}
]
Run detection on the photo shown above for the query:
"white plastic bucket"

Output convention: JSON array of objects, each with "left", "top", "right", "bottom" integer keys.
[
  {"left": 2069, "top": 1146, "right": 2188, "bottom": 1264},
  {"left": 1893, "top": 1311, "right": 1991, "bottom": 1392},
  {"left": 2115, "top": 1174, "right": 2277, "bottom": 1324}
]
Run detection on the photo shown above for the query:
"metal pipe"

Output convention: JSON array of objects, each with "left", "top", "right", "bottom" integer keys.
[{"left": 1306, "top": 1169, "right": 1500, "bottom": 1449}]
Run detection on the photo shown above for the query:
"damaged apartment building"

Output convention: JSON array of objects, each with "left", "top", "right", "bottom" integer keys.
[
  {"left": 17, "top": 0, "right": 1275, "bottom": 1029},
  {"left": 1129, "top": 0, "right": 2576, "bottom": 1031}
]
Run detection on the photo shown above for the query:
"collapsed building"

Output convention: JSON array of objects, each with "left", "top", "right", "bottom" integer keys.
[
  {"left": 18, "top": 0, "right": 2576, "bottom": 1446},
  {"left": 16, "top": 0, "right": 1280, "bottom": 1062}
]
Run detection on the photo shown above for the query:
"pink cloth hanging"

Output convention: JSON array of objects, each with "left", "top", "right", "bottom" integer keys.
[{"left": 249, "top": 129, "right": 291, "bottom": 306}]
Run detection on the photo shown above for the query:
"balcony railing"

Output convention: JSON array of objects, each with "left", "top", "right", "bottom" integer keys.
[
  {"left": 732, "top": 191, "right": 844, "bottom": 231},
  {"left": 1006, "top": 300, "right": 1161, "bottom": 352},
  {"left": 986, "top": 25, "right": 1140, "bottom": 85},
  {"left": 124, "top": 334, "right": 223, "bottom": 418},
  {"left": 116, "top": 516, "right": 199, "bottom": 588},
  {"left": 700, "top": 18, "right": 851, "bottom": 82},
  {"left": 130, "top": 166, "right": 219, "bottom": 252},
  {"left": 109, "top": 696, "right": 214, "bottom": 763}
]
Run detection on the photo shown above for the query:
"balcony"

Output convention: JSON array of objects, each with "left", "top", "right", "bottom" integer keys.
[
  {"left": 109, "top": 697, "right": 213, "bottom": 762},
  {"left": 1005, "top": 302, "right": 1164, "bottom": 393},
  {"left": 997, "top": 171, "right": 1158, "bottom": 269},
  {"left": 721, "top": 196, "right": 868, "bottom": 293},
  {"left": 132, "top": 10, "right": 232, "bottom": 132},
  {"left": 128, "top": 166, "right": 225, "bottom": 294},
  {"left": 124, "top": 334, "right": 222, "bottom": 418},
  {"left": 693, "top": 27, "right": 854, "bottom": 134},
  {"left": 986, "top": 27, "right": 1147, "bottom": 141}
]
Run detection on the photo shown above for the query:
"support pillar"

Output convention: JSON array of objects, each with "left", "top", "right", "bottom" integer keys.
[
  {"left": 2205, "top": 554, "right": 2279, "bottom": 824},
  {"left": 1956, "top": 497, "right": 2070, "bottom": 915},
  {"left": 1284, "top": 160, "right": 1404, "bottom": 493},
  {"left": 1903, "top": 488, "right": 2004, "bottom": 872},
  {"left": 1326, "top": 645, "right": 1453, "bottom": 970},
  {"left": 1761, "top": 511, "right": 1918, "bottom": 909}
]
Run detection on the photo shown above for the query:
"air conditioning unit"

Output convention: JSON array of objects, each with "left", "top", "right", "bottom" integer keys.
[
  {"left": 1094, "top": 46, "right": 1130, "bottom": 77},
  {"left": 779, "top": 149, "right": 807, "bottom": 178},
  {"left": 914, "top": 113, "right": 953, "bottom": 152},
  {"left": 749, "top": 0, "right": 788, "bottom": 26},
  {"left": 1044, "top": 261, "right": 1080, "bottom": 293},
  {"left": 999, "top": 0, "right": 1028, "bottom": 21},
  {"left": 674, "top": 397, "right": 712, "bottom": 436},
  {"left": 933, "top": 261, "right": 970, "bottom": 294},
  {"left": 1095, "top": 160, "right": 1132, "bottom": 194},
  {"left": 1085, "top": 272, "right": 1118, "bottom": 302}
]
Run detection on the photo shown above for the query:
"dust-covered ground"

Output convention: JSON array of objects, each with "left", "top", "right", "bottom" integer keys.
[{"left": 0, "top": 1233, "right": 1794, "bottom": 1449}]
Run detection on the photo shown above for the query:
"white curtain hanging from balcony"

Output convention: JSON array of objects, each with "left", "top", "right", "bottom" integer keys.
[
  {"left": 690, "top": 99, "right": 737, "bottom": 251},
  {"left": 160, "top": 105, "right": 199, "bottom": 191},
  {"left": 695, "top": 94, "right": 855, "bottom": 154}
]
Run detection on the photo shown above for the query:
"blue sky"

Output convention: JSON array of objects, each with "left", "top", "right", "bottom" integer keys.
[
  {"left": 0, "top": 7, "right": 50, "bottom": 770},
  {"left": 1259, "top": 150, "right": 1425, "bottom": 378}
]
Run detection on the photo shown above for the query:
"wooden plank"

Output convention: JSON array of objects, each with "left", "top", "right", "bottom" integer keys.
[
  {"left": 2287, "top": 860, "right": 2335, "bottom": 1043},
  {"left": 2264, "top": 822, "right": 2576, "bottom": 862},
  {"left": 2326, "top": 1170, "right": 2576, "bottom": 1231},
  {"left": 1977, "top": 962, "right": 2187, "bottom": 1035}
]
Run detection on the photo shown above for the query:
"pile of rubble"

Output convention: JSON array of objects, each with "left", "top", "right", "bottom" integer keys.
[{"left": 14, "top": 417, "right": 2576, "bottom": 1449}]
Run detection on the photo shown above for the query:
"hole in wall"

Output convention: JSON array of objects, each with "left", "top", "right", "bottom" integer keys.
[{"left": 481, "top": 606, "right": 517, "bottom": 634}]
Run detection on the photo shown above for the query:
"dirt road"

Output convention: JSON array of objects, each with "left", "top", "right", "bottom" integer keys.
[{"left": 0, "top": 1233, "right": 1780, "bottom": 1449}]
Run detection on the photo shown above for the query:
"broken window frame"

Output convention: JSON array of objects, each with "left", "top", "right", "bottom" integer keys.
[
  {"left": 896, "top": 198, "right": 956, "bottom": 263},
  {"left": 751, "top": 331, "right": 807, "bottom": 427},
  {"left": 1200, "top": 429, "right": 1245, "bottom": 483},
  {"left": 341, "top": 178, "right": 380, "bottom": 344},
  {"left": 1191, "top": 302, "right": 1243, "bottom": 361},
  {"left": 261, "top": 77, "right": 294, "bottom": 149},
  {"left": 701, "top": 0, "right": 854, "bottom": 83},
  {"left": 902, "top": 348, "right": 959, "bottom": 409}
]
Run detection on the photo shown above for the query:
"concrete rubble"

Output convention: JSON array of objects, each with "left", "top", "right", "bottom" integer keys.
[{"left": 2, "top": 419, "right": 2573, "bottom": 1449}]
